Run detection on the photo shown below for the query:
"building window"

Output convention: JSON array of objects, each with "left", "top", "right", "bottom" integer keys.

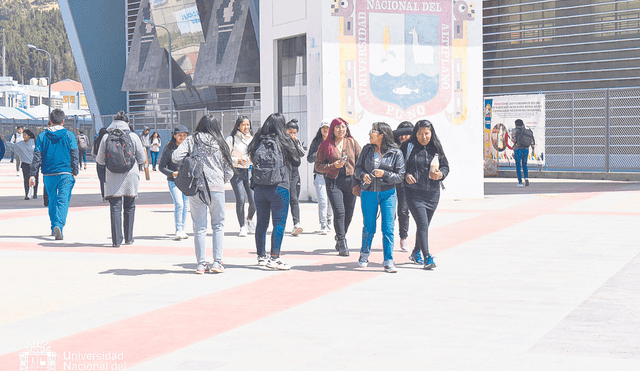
[
  {"left": 30, "top": 96, "right": 40, "bottom": 106},
  {"left": 278, "top": 34, "right": 307, "bottom": 129}
]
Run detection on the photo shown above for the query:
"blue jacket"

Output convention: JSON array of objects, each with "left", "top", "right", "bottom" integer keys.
[{"left": 31, "top": 127, "right": 79, "bottom": 176}]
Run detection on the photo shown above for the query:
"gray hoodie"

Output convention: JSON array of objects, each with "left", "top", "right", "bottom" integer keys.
[{"left": 172, "top": 132, "right": 234, "bottom": 193}]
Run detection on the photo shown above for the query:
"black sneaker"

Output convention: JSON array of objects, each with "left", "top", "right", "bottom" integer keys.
[{"left": 525, "top": 179, "right": 530, "bottom": 186}]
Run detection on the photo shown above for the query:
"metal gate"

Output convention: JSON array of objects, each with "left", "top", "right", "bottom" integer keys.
[{"left": 546, "top": 88, "right": 640, "bottom": 172}]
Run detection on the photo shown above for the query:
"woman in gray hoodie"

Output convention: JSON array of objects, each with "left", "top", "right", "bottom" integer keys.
[
  {"left": 172, "top": 114, "right": 234, "bottom": 274},
  {"left": 96, "top": 111, "right": 147, "bottom": 247}
]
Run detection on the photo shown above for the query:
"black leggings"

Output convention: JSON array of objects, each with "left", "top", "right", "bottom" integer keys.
[
  {"left": 230, "top": 169, "right": 256, "bottom": 226},
  {"left": 406, "top": 187, "right": 439, "bottom": 257},
  {"left": 325, "top": 174, "right": 357, "bottom": 241},
  {"left": 21, "top": 162, "right": 38, "bottom": 198},
  {"left": 396, "top": 184, "right": 410, "bottom": 240},
  {"left": 289, "top": 171, "right": 301, "bottom": 225}
]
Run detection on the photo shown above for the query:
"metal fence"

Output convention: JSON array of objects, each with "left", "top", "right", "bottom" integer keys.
[
  {"left": 0, "top": 108, "right": 261, "bottom": 151},
  {"left": 546, "top": 88, "right": 640, "bottom": 172}
]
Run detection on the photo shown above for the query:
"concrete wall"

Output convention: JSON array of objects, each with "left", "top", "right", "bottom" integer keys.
[{"left": 261, "top": 0, "right": 484, "bottom": 200}]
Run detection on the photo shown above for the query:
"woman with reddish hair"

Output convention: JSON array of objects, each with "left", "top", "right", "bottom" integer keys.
[{"left": 315, "top": 118, "right": 361, "bottom": 256}]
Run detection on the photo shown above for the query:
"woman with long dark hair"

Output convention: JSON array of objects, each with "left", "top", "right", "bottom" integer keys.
[
  {"left": 315, "top": 117, "right": 361, "bottom": 257},
  {"left": 93, "top": 127, "right": 108, "bottom": 200},
  {"left": 225, "top": 115, "right": 256, "bottom": 237},
  {"left": 149, "top": 131, "right": 161, "bottom": 171},
  {"left": 172, "top": 114, "right": 234, "bottom": 274},
  {"left": 354, "top": 122, "right": 405, "bottom": 272},
  {"left": 159, "top": 125, "right": 190, "bottom": 240},
  {"left": 401, "top": 120, "right": 449, "bottom": 269},
  {"left": 285, "top": 118, "right": 306, "bottom": 236},
  {"left": 307, "top": 121, "right": 333, "bottom": 234},
  {"left": 1, "top": 129, "right": 38, "bottom": 200},
  {"left": 247, "top": 113, "right": 300, "bottom": 270}
]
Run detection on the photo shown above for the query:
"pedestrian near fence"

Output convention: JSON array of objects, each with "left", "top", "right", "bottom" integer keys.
[
  {"left": 225, "top": 116, "right": 256, "bottom": 237},
  {"left": 30, "top": 109, "right": 79, "bottom": 240},
  {"left": 159, "top": 125, "right": 190, "bottom": 240},
  {"left": 96, "top": 111, "right": 146, "bottom": 247},
  {"left": 1, "top": 129, "right": 38, "bottom": 200},
  {"left": 172, "top": 115, "right": 234, "bottom": 274}
]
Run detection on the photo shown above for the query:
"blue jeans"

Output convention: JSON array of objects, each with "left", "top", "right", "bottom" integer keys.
[
  {"left": 254, "top": 186, "right": 289, "bottom": 258},
  {"left": 514, "top": 148, "right": 529, "bottom": 183},
  {"left": 313, "top": 174, "right": 333, "bottom": 228},
  {"left": 190, "top": 191, "right": 225, "bottom": 265},
  {"left": 168, "top": 180, "right": 189, "bottom": 234},
  {"left": 230, "top": 169, "right": 255, "bottom": 227},
  {"left": 43, "top": 174, "right": 76, "bottom": 234},
  {"left": 360, "top": 188, "right": 397, "bottom": 264},
  {"left": 150, "top": 151, "right": 159, "bottom": 167}
]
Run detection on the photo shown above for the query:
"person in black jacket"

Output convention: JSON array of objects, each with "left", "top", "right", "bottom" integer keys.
[
  {"left": 159, "top": 125, "right": 190, "bottom": 240},
  {"left": 354, "top": 122, "right": 405, "bottom": 273},
  {"left": 402, "top": 120, "right": 449, "bottom": 270},
  {"left": 393, "top": 121, "right": 417, "bottom": 256},
  {"left": 285, "top": 118, "right": 307, "bottom": 236}
]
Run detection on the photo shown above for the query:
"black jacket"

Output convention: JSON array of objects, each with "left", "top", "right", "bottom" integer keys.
[
  {"left": 401, "top": 141, "right": 449, "bottom": 192},
  {"left": 354, "top": 144, "right": 405, "bottom": 192},
  {"left": 159, "top": 142, "right": 180, "bottom": 181}
]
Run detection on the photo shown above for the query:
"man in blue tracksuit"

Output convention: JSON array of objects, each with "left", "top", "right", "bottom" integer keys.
[{"left": 30, "top": 109, "right": 79, "bottom": 240}]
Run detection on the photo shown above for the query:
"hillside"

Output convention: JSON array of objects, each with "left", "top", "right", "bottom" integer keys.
[{"left": 0, "top": 0, "right": 79, "bottom": 85}]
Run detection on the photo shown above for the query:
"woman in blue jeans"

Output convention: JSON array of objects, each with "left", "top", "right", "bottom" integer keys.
[
  {"left": 402, "top": 120, "right": 449, "bottom": 270},
  {"left": 159, "top": 125, "right": 190, "bottom": 240},
  {"left": 354, "top": 122, "right": 405, "bottom": 273},
  {"left": 247, "top": 113, "right": 301, "bottom": 270},
  {"left": 172, "top": 115, "right": 234, "bottom": 274}
]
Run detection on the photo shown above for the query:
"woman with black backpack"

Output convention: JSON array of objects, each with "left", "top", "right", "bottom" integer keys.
[
  {"left": 247, "top": 113, "right": 301, "bottom": 270},
  {"left": 172, "top": 115, "right": 234, "bottom": 274}
]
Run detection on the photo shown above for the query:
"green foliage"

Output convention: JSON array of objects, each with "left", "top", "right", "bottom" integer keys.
[{"left": 0, "top": 1, "right": 79, "bottom": 85}]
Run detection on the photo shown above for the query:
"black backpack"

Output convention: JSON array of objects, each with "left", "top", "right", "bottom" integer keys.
[
  {"left": 174, "top": 138, "right": 211, "bottom": 204},
  {"left": 251, "top": 138, "right": 285, "bottom": 187},
  {"left": 517, "top": 127, "right": 535, "bottom": 147},
  {"left": 105, "top": 129, "right": 136, "bottom": 173}
]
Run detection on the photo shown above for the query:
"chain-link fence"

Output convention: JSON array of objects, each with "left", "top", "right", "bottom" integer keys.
[{"left": 544, "top": 88, "right": 640, "bottom": 172}]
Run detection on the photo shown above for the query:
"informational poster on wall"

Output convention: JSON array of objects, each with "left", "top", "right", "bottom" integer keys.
[
  {"left": 323, "top": 0, "right": 484, "bottom": 199},
  {"left": 483, "top": 94, "right": 546, "bottom": 175}
]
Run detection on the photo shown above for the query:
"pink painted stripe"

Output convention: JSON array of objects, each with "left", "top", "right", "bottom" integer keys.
[{"left": 0, "top": 258, "right": 380, "bottom": 369}]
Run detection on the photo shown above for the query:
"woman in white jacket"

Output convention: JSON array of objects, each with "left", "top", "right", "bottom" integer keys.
[
  {"left": 225, "top": 116, "right": 256, "bottom": 237},
  {"left": 173, "top": 114, "right": 234, "bottom": 274}
]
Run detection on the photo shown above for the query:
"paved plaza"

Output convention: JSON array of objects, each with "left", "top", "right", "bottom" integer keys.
[{"left": 1, "top": 158, "right": 639, "bottom": 370}]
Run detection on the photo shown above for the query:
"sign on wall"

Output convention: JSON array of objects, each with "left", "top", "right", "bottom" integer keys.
[
  {"left": 330, "top": 0, "right": 476, "bottom": 124},
  {"left": 483, "top": 94, "right": 546, "bottom": 175}
]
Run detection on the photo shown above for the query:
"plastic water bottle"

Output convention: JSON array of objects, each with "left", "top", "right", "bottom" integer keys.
[
  {"left": 430, "top": 153, "right": 439, "bottom": 173},
  {"left": 27, "top": 185, "right": 34, "bottom": 199}
]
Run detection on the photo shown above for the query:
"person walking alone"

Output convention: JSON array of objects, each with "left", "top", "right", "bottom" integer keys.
[
  {"left": 29, "top": 109, "right": 79, "bottom": 240},
  {"left": 96, "top": 111, "right": 146, "bottom": 247},
  {"left": 76, "top": 129, "right": 90, "bottom": 170}
]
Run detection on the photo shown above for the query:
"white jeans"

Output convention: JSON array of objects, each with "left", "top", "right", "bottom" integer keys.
[{"left": 314, "top": 174, "right": 333, "bottom": 228}]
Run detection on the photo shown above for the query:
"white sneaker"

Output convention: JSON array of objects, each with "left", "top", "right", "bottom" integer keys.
[
  {"left": 174, "top": 232, "right": 182, "bottom": 241},
  {"left": 517, "top": 183, "right": 524, "bottom": 187},
  {"left": 180, "top": 231, "right": 189, "bottom": 239},
  {"left": 246, "top": 218, "right": 255, "bottom": 234},
  {"left": 319, "top": 226, "right": 329, "bottom": 235},
  {"left": 257, "top": 256, "right": 268, "bottom": 266},
  {"left": 238, "top": 226, "right": 248, "bottom": 237},
  {"left": 399, "top": 239, "right": 409, "bottom": 252},
  {"left": 267, "top": 257, "right": 291, "bottom": 270},
  {"left": 291, "top": 224, "right": 303, "bottom": 236}
]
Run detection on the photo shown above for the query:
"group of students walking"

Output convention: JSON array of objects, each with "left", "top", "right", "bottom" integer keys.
[{"left": 14, "top": 109, "right": 448, "bottom": 274}]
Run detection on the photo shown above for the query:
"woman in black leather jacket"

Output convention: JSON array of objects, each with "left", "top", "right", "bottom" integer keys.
[
  {"left": 401, "top": 120, "right": 449, "bottom": 270},
  {"left": 354, "top": 122, "right": 405, "bottom": 273}
]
